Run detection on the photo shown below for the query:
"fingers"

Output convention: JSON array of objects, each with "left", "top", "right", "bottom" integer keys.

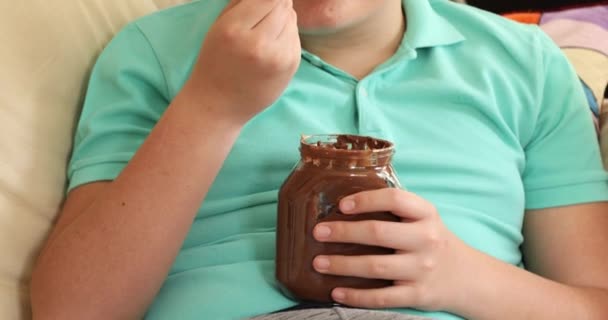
[
  {"left": 255, "top": 0, "right": 293, "bottom": 39},
  {"left": 331, "top": 285, "right": 420, "bottom": 309},
  {"left": 313, "top": 220, "right": 432, "bottom": 249},
  {"left": 225, "top": 0, "right": 285, "bottom": 29},
  {"left": 277, "top": 3, "right": 298, "bottom": 40},
  {"left": 340, "top": 188, "right": 437, "bottom": 221},
  {"left": 278, "top": 6, "right": 300, "bottom": 62},
  {"left": 282, "top": 9, "right": 301, "bottom": 53},
  {"left": 313, "top": 254, "right": 425, "bottom": 280}
]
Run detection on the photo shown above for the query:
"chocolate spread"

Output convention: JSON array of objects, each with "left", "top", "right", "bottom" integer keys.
[{"left": 276, "top": 134, "right": 401, "bottom": 303}]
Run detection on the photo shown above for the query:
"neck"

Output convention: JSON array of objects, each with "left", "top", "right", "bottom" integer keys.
[{"left": 300, "top": 2, "right": 405, "bottom": 79}]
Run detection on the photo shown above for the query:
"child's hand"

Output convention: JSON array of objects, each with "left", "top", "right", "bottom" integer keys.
[
  {"left": 185, "top": 0, "right": 300, "bottom": 125},
  {"left": 312, "top": 188, "right": 471, "bottom": 311}
]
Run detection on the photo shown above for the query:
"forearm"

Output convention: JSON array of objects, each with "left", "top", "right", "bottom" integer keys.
[
  {"left": 31, "top": 87, "right": 243, "bottom": 319},
  {"left": 452, "top": 245, "right": 608, "bottom": 320}
]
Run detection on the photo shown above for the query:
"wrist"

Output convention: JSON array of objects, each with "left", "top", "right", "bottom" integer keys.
[
  {"left": 441, "top": 236, "right": 484, "bottom": 314},
  {"left": 177, "top": 78, "right": 247, "bottom": 128}
]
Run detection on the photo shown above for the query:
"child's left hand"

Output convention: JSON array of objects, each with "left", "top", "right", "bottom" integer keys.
[{"left": 312, "top": 188, "right": 473, "bottom": 311}]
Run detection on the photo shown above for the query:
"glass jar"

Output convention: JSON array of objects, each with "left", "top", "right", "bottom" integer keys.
[{"left": 276, "top": 134, "right": 401, "bottom": 303}]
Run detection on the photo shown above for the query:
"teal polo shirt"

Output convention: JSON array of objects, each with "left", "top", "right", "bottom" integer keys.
[{"left": 68, "top": 0, "right": 608, "bottom": 319}]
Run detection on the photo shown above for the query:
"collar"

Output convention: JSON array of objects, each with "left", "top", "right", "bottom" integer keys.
[{"left": 402, "top": 0, "right": 466, "bottom": 50}]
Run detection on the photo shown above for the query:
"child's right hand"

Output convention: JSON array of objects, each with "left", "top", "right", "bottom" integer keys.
[{"left": 185, "top": 0, "right": 301, "bottom": 125}]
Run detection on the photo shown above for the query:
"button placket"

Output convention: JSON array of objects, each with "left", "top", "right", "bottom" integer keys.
[
  {"left": 356, "top": 82, "right": 378, "bottom": 135},
  {"left": 359, "top": 87, "right": 368, "bottom": 98}
]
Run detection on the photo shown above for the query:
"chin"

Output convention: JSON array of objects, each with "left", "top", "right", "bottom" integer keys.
[
  {"left": 293, "top": 0, "right": 355, "bottom": 34},
  {"left": 293, "top": 0, "right": 389, "bottom": 35}
]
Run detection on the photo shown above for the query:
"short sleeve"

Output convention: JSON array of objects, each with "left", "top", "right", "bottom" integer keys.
[
  {"left": 522, "top": 30, "right": 608, "bottom": 209},
  {"left": 67, "top": 23, "right": 169, "bottom": 192}
]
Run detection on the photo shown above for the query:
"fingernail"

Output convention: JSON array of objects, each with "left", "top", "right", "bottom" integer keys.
[
  {"left": 314, "top": 225, "right": 331, "bottom": 240},
  {"left": 333, "top": 289, "right": 346, "bottom": 301},
  {"left": 314, "top": 256, "right": 330, "bottom": 271},
  {"left": 341, "top": 198, "right": 356, "bottom": 212}
]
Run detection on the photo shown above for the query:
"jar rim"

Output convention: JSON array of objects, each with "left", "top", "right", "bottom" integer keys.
[{"left": 300, "top": 134, "right": 394, "bottom": 161}]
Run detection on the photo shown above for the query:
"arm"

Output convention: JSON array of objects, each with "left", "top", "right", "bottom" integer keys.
[
  {"left": 453, "top": 202, "right": 608, "bottom": 319},
  {"left": 451, "top": 26, "right": 608, "bottom": 319},
  {"left": 30, "top": 0, "right": 300, "bottom": 318},
  {"left": 31, "top": 93, "right": 243, "bottom": 320}
]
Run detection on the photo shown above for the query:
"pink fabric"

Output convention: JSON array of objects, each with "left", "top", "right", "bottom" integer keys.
[{"left": 541, "top": 19, "right": 608, "bottom": 55}]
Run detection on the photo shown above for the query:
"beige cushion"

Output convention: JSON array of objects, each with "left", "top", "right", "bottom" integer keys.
[
  {"left": 0, "top": 1, "right": 190, "bottom": 318},
  {"left": 601, "top": 102, "right": 608, "bottom": 170},
  {"left": 1, "top": 1, "right": 606, "bottom": 319}
]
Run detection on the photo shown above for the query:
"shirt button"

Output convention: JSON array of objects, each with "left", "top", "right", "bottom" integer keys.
[{"left": 360, "top": 88, "right": 368, "bottom": 98}]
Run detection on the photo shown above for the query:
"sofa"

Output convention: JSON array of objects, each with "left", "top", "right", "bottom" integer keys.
[
  {"left": 1, "top": 1, "right": 606, "bottom": 319},
  {"left": 0, "top": 1, "right": 189, "bottom": 318}
]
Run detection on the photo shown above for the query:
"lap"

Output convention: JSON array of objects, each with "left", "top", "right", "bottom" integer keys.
[{"left": 248, "top": 307, "right": 432, "bottom": 320}]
